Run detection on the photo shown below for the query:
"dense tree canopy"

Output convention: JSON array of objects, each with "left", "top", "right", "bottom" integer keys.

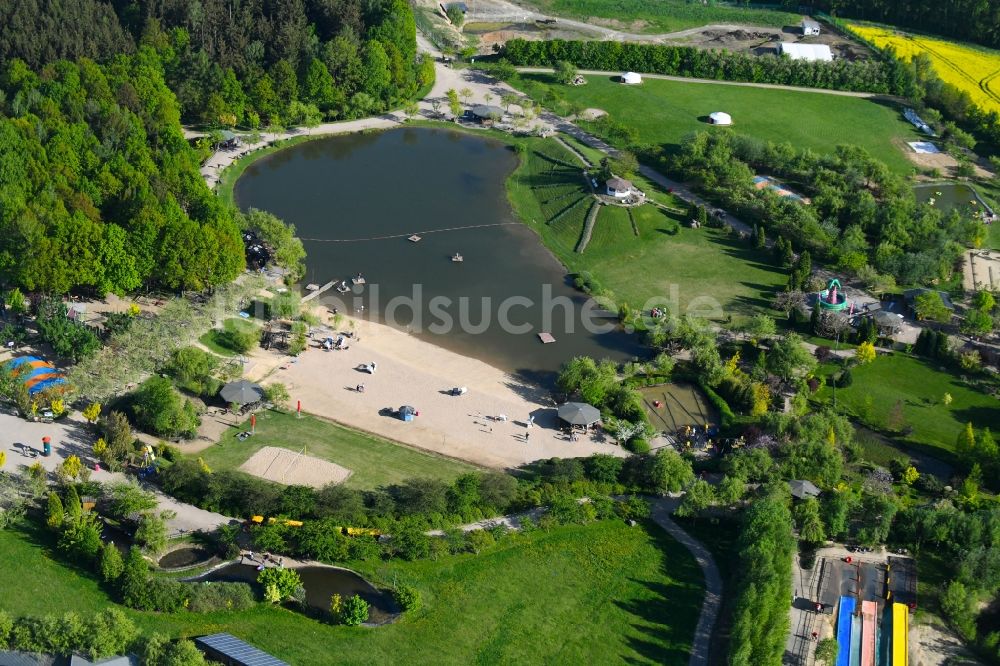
[
  {"left": 0, "top": 53, "right": 244, "bottom": 293},
  {"left": 0, "top": 0, "right": 133, "bottom": 68}
]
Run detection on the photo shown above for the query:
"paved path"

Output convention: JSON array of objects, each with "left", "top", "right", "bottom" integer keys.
[
  {"left": 650, "top": 497, "right": 723, "bottom": 666},
  {"left": 516, "top": 67, "right": 900, "bottom": 99}
]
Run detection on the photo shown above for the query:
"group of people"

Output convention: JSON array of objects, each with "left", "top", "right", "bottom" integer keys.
[{"left": 242, "top": 550, "right": 284, "bottom": 570}]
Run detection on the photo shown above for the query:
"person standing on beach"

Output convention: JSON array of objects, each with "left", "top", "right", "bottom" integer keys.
[
  {"left": 525, "top": 432, "right": 530, "bottom": 444},
  {"left": 527, "top": 415, "right": 534, "bottom": 429}
]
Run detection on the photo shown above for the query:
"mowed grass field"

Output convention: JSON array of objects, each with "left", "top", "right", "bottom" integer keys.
[
  {"left": 507, "top": 137, "right": 786, "bottom": 316},
  {"left": 813, "top": 353, "right": 1000, "bottom": 459},
  {"left": 849, "top": 23, "right": 1000, "bottom": 114},
  {"left": 513, "top": 73, "right": 920, "bottom": 173},
  {"left": 517, "top": 0, "right": 799, "bottom": 33},
  {"left": 198, "top": 409, "right": 478, "bottom": 489},
  {"left": 0, "top": 517, "right": 703, "bottom": 665}
]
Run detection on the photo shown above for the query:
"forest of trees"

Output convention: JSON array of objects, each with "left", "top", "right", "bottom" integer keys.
[
  {"left": 502, "top": 38, "right": 914, "bottom": 95},
  {"left": 0, "top": 0, "right": 428, "bottom": 127},
  {"left": 817, "top": 0, "right": 1000, "bottom": 50},
  {"left": 0, "top": 53, "right": 245, "bottom": 294}
]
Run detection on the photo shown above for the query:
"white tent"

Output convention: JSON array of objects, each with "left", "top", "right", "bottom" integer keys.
[
  {"left": 620, "top": 71, "right": 642, "bottom": 85},
  {"left": 778, "top": 42, "right": 833, "bottom": 62},
  {"left": 709, "top": 112, "right": 732, "bottom": 126}
]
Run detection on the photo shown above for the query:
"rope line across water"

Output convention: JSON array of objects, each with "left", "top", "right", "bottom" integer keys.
[{"left": 299, "top": 222, "right": 520, "bottom": 243}]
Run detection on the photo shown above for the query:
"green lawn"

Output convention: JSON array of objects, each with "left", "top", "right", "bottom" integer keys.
[
  {"left": 507, "top": 138, "right": 786, "bottom": 317},
  {"left": 813, "top": 353, "right": 1000, "bottom": 459},
  {"left": 517, "top": 0, "right": 799, "bottom": 33},
  {"left": 513, "top": 73, "right": 921, "bottom": 174},
  {"left": 198, "top": 410, "right": 478, "bottom": 489},
  {"left": 198, "top": 317, "right": 259, "bottom": 357},
  {"left": 0, "top": 518, "right": 704, "bottom": 665}
]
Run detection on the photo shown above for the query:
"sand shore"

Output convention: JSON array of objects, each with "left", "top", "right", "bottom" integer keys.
[{"left": 244, "top": 311, "right": 624, "bottom": 469}]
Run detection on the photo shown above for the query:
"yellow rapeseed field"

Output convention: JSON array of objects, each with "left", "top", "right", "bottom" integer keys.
[{"left": 849, "top": 23, "right": 1000, "bottom": 114}]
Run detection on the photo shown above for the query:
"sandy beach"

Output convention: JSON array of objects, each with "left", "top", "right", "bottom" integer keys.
[{"left": 244, "top": 311, "right": 625, "bottom": 469}]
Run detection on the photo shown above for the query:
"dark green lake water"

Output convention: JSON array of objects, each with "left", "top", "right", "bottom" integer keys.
[{"left": 234, "top": 127, "right": 640, "bottom": 380}]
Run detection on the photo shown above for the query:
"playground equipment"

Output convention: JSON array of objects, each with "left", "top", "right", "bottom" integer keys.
[{"left": 819, "top": 278, "right": 851, "bottom": 312}]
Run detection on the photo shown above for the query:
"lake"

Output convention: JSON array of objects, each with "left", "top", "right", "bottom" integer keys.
[{"left": 235, "top": 127, "right": 641, "bottom": 381}]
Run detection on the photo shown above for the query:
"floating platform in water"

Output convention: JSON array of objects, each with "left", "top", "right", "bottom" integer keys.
[
  {"left": 352, "top": 277, "right": 366, "bottom": 285},
  {"left": 538, "top": 332, "right": 556, "bottom": 344},
  {"left": 451, "top": 253, "right": 464, "bottom": 262},
  {"left": 408, "top": 235, "right": 422, "bottom": 242},
  {"left": 306, "top": 283, "right": 321, "bottom": 291}
]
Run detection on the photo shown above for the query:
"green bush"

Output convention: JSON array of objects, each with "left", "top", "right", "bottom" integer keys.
[
  {"left": 394, "top": 584, "right": 420, "bottom": 612},
  {"left": 131, "top": 376, "right": 200, "bottom": 438},
  {"left": 625, "top": 437, "right": 650, "bottom": 454},
  {"left": 340, "top": 594, "right": 370, "bottom": 626},
  {"left": 186, "top": 582, "right": 256, "bottom": 613},
  {"left": 216, "top": 326, "right": 259, "bottom": 353},
  {"left": 258, "top": 567, "right": 303, "bottom": 603}
]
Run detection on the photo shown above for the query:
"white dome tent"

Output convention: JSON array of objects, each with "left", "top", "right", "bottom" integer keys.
[
  {"left": 620, "top": 71, "right": 642, "bottom": 85},
  {"left": 709, "top": 111, "right": 732, "bottom": 126}
]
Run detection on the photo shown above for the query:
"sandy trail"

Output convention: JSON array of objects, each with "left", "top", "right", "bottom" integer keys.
[{"left": 245, "top": 313, "right": 625, "bottom": 469}]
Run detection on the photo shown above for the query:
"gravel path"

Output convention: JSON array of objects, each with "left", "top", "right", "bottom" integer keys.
[{"left": 649, "top": 496, "right": 723, "bottom": 666}]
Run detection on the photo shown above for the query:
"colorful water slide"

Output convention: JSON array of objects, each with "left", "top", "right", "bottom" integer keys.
[
  {"left": 850, "top": 614, "right": 862, "bottom": 666},
  {"left": 861, "top": 601, "right": 878, "bottom": 666},
  {"left": 892, "top": 603, "right": 909, "bottom": 666},
  {"left": 837, "top": 596, "right": 857, "bottom": 666}
]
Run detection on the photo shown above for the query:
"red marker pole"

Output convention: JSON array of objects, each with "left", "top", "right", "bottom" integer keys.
[
  {"left": 250, "top": 414, "right": 256, "bottom": 434},
  {"left": 297, "top": 400, "right": 301, "bottom": 418}
]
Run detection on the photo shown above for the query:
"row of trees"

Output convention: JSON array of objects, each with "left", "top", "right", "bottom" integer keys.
[
  {"left": 158, "top": 449, "right": 696, "bottom": 535},
  {"left": 0, "top": 606, "right": 205, "bottom": 665},
  {"left": 501, "top": 38, "right": 914, "bottom": 95},
  {"left": 728, "top": 492, "right": 795, "bottom": 666}
]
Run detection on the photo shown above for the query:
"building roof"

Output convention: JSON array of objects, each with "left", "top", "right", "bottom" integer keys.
[
  {"left": 709, "top": 111, "right": 732, "bottom": 125},
  {"left": 903, "top": 288, "right": 956, "bottom": 310},
  {"left": 219, "top": 130, "right": 237, "bottom": 141},
  {"left": 0, "top": 652, "right": 58, "bottom": 666},
  {"left": 621, "top": 71, "right": 642, "bottom": 83},
  {"left": 779, "top": 42, "right": 833, "bottom": 61},
  {"left": 606, "top": 176, "right": 632, "bottom": 191},
  {"left": 195, "top": 634, "right": 289, "bottom": 666},
  {"left": 873, "top": 310, "right": 903, "bottom": 329},
  {"left": 789, "top": 479, "right": 821, "bottom": 499},
  {"left": 471, "top": 105, "right": 504, "bottom": 119},
  {"left": 557, "top": 402, "right": 601, "bottom": 425},
  {"left": 801, "top": 18, "right": 821, "bottom": 28}
]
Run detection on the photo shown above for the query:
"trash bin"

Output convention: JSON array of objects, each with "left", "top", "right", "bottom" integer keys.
[{"left": 42, "top": 440, "right": 51, "bottom": 457}]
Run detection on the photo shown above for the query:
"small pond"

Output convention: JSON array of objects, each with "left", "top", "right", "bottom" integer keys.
[
  {"left": 234, "top": 127, "right": 642, "bottom": 381},
  {"left": 193, "top": 563, "right": 398, "bottom": 624},
  {"left": 158, "top": 546, "right": 215, "bottom": 570},
  {"left": 638, "top": 382, "right": 720, "bottom": 433},
  {"left": 914, "top": 182, "right": 994, "bottom": 217}
]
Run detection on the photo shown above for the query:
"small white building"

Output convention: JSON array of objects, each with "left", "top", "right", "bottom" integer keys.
[
  {"left": 606, "top": 176, "right": 633, "bottom": 198},
  {"left": 801, "top": 18, "right": 821, "bottom": 36},
  {"left": 709, "top": 111, "right": 732, "bottom": 126},
  {"left": 620, "top": 71, "right": 642, "bottom": 85},
  {"left": 778, "top": 42, "right": 833, "bottom": 62}
]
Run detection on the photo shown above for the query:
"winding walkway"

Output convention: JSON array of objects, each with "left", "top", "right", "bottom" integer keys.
[{"left": 650, "top": 497, "right": 723, "bottom": 666}]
